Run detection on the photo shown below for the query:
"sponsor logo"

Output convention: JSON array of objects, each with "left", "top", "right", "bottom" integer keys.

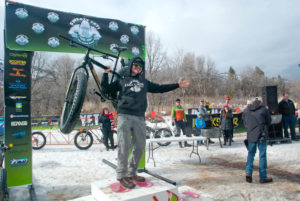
[
  {"left": 11, "top": 121, "right": 28, "bottom": 126},
  {"left": 10, "top": 114, "right": 29, "bottom": 118},
  {"left": 32, "top": 23, "right": 45, "bottom": 34},
  {"left": 9, "top": 68, "right": 27, "bottom": 77},
  {"left": 12, "top": 131, "right": 26, "bottom": 138},
  {"left": 9, "top": 60, "right": 26, "bottom": 66},
  {"left": 16, "top": 34, "right": 29, "bottom": 46},
  {"left": 47, "top": 12, "right": 59, "bottom": 23},
  {"left": 69, "top": 18, "right": 101, "bottom": 46},
  {"left": 48, "top": 37, "right": 60, "bottom": 48},
  {"left": 9, "top": 96, "right": 27, "bottom": 100},
  {"left": 80, "top": 113, "right": 100, "bottom": 126},
  {"left": 9, "top": 53, "right": 28, "bottom": 59},
  {"left": 9, "top": 82, "right": 27, "bottom": 90},
  {"left": 15, "top": 8, "right": 28, "bottom": 19},
  {"left": 16, "top": 102, "right": 23, "bottom": 112},
  {"left": 10, "top": 158, "right": 29, "bottom": 167}
]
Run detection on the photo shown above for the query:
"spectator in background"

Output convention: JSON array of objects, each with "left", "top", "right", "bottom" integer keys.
[
  {"left": 99, "top": 108, "right": 116, "bottom": 151},
  {"left": 243, "top": 97, "right": 273, "bottom": 184},
  {"left": 195, "top": 112, "right": 206, "bottom": 145},
  {"left": 205, "top": 100, "right": 212, "bottom": 114},
  {"left": 222, "top": 96, "right": 234, "bottom": 142},
  {"left": 278, "top": 93, "right": 298, "bottom": 141},
  {"left": 199, "top": 99, "right": 214, "bottom": 144},
  {"left": 223, "top": 96, "right": 233, "bottom": 110},
  {"left": 172, "top": 99, "right": 192, "bottom": 148},
  {"left": 220, "top": 106, "right": 233, "bottom": 146}
]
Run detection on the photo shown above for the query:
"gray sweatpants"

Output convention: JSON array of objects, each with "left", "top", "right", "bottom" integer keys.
[{"left": 116, "top": 114, "right": 146, "bottom": 180}]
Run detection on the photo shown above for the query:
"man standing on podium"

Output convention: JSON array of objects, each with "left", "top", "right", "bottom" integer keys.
[{"left": 101, "top": 57, "right": 190, "bottom": 189}]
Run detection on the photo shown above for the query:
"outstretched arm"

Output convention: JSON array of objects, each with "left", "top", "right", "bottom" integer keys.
[{"left": 148, "top": 77, "right": 190, "bottom": 93}]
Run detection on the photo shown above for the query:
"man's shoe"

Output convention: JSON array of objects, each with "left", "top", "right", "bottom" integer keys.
[
  {"left": 260, "top": 177, "right": 273, "bottom": 184},
  {"left": 110, "top": 145, "right": 117, "bottom": 150},
  {"left": 118, "top": 177, "right": 136, "bottom": 189},
  {"left": 184, "top": 142, "right": 192, "bottom": 147},
  {"left": 130, "top": 175, "right": 146, "bottom": 182},
  {"left": 292, "top": 138, "right": 299, "bottom": 141},
  {"left": 246, "top": 174, "right": 252, "bottom": 183}
]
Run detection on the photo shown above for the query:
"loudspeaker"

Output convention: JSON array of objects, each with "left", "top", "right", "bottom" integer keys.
[
  {"left": 262, "top": 86, "right": 278, "bottom": 114},
  {"left": 268, "top": 123, "right": 283, "bottom": 139}
]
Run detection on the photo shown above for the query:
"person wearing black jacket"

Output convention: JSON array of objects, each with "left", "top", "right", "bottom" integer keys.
[
  {"left": 220, "top": 106, "right": 233, "bottom": 146},
  {"left": 242, "top": 98, "right": 272, "bottom": 184},
  {"left": 98, "top": 108, "right": 115, "bottom": 151},
  {"left": 278, "top": 93, "right": 298, "bottom": 141},
  {"left": 101, "top": 57, "right": 190, "bottom": 189}
]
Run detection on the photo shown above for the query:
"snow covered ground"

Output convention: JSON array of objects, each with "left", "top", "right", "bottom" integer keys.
[{"left": 8, "top": 131, "right": 300, "bottom": 201}]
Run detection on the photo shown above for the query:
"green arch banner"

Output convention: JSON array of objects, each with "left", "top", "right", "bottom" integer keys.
[{"left": 4, "top": 0, "right": 145, "bottom": 187}]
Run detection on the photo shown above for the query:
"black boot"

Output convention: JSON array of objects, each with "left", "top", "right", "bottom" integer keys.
[
  {"left": 184, "top": 141, "right": 192, "bottom": 147},
  {"left": 246, "top": 174, "right": 252, "bottom": 183},
  {"left": 228, "top": 135, "right": 232, "bottom": 146},
  {"left": 260, "top": 177, "right": 273, "bottom": 184},
  {"left": 223, "top": 135, "right": 227, "bottom": 145}
]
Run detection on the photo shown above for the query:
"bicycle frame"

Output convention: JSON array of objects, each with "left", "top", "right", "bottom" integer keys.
[{"left": 60, "top": 35, "right": 124, "bottom": 103}]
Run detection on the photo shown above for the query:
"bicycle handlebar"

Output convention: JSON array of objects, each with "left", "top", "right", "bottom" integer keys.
[{"left": 59, "top": 35, "right": 119, "bottom": 59}]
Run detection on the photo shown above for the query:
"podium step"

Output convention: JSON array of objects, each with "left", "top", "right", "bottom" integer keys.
[{"left": 91, "top": 173, "right": 178, "bottom": 201}]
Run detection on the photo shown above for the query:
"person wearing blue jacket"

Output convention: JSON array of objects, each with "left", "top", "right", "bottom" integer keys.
[{"left": 195, "top": 112, "right": 206, "bottom": 144}]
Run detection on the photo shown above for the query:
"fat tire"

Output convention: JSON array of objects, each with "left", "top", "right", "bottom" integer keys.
[
  {"left": 60, "top": 72, "right": 88, "bottom": 134},
  {"left": 156, "top": 128, "right": 172, "bottom": 146},
  {"left": 74, "top": 131, "right": 93, "bottom": 150},
  {"left": 112, "top": 130, "right": 118, "bottom": 145},
  {"left": 32, "top": 132, "right": 46, "bottom": 150},
  {"left": 146, "top": 126, "right": 155, "bottom": 139},
  {"left": 0, "top": 168, "right": 7, "bottom": 201}
]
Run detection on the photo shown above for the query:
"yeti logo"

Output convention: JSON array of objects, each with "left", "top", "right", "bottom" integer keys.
[
  {"left": 69, "top": 18, "right": 102, "bottom": 46},
  {"left": 125, "top": 80, "right": 144, "bottom": 93}
]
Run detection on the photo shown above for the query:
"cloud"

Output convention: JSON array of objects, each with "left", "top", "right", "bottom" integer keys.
[{"left": 1, "top": 0, "right": 300, "bottom": 80}]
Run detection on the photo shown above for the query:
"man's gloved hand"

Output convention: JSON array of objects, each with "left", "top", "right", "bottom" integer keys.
[{"left": 172, "top": 122, "right": 175, "bottom": 126}]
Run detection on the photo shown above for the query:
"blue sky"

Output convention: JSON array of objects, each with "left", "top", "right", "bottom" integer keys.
[{"left": 1, "top": 0, "right": 300, "bottom": 79}]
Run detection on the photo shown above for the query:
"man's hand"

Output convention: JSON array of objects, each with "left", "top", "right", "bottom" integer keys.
[
  {"left": 103, "top": 66, "right": 111, "bottom": 73},
  {"left": 172, "top": 122, "right": 175, "bottom": 126},
  {"left": 178, "top": 77, "right": 190, "bottom": 88}
]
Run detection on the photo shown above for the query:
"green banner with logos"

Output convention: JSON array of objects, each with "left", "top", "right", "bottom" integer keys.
[
  {"left": 5, "top": 1, "right": 145, "bottom": 58},
  {"left": 4, "top": 47, "right": 33, "bottom": 187},
  {"left": 4, "top": 1, "right": 146, "bottom": 187}
]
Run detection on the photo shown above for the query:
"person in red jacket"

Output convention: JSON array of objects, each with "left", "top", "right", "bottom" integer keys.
[{"left": 99, "top": 108, "right": 116, "bottom": 151}]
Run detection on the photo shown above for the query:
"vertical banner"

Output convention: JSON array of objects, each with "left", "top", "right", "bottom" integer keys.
[{"left": 4, "top": 47, "right": 33, "bottom": 187}]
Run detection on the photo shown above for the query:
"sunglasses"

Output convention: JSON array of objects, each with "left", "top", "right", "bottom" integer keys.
[{"left": 133, "top": 63, "right": 142, "bottom": 67}]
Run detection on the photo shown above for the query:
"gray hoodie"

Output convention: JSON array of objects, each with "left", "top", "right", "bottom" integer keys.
[{"left": 101, "top": 57, "right": 179, "bottom": 117}]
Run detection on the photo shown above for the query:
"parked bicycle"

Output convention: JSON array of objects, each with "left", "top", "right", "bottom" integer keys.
[
  {"left": 74, "top": 122, "right": 117, "bottom": 150},
  {"left": 32, "top": 132, "right": 46, "bottom": 150},
  {"left": 31, "top": 118, "right": 60, "bottom": 150},
  {"left": 59, "top": 35, "right": 126, "bottom": 134},
  {"left": 0, "top": 142, "right": 12, "bottom": 201},
  {"left": 145, "top": 115, "right": 173, "bottom": 147}
]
